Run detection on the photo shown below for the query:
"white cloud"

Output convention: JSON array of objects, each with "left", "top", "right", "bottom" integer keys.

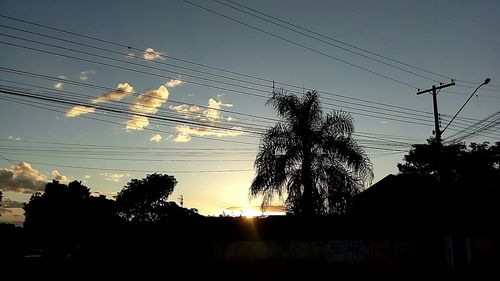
[
  {"left": 129, "top": 85, "right": 169, "bottom": 114},
  {"left": 204, "top": 98, "right": 233, "bottom": 121},
  {"left": 58, "top": 75, "right": 67, "bottom": 79},
  {"left": 170, "top": 104, "right": 200, "bottom": 118},
  {"left": 165, "top": 79, "right": 183, "bottom": 88},
  {"left": 174, "top": 132, "right": 191, "bottom": 143},
  {"left": 79, "top": 70, "right": 95, "bottom": 81},
  {"left": 100, "top": 172, "right": 124, "bottom": 182},
  {"left": 143, "top": 47, "right": 165, "bottom": 61},
  {"left": 54, "top": 82, "right": 63, "bottom": 90},
  {"left": 8, "top": 136, "right": 21, "bottom": 141},
  {"left": 150, "top": 134, "right": 162, "bottom": 142},
  {"left": 91, "top": 83, "right": 133, "bottom": 104},
  {"left": 65, "top": 105, "right": 96, "bottom": 117},
  {"left": 51, "top": 170, "right": 68, "bottom": 183},
  {"left": 125, "top": 115, "right": 149, "bottom": 131},
  {"left": 84, "top": 175, "right": 91, "bottom": 179},
  {"left": 173, "top": 125, "right": 244, "bottom": 143},
  {"left": 125, "top": 85, "right": 169, "bottom": 130},
  {"left": 0, "top": 162, "right": 48, "bottom": 193}
]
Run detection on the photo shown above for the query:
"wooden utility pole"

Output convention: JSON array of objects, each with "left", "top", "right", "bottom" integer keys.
[{"left": 416, "top": 82, "right": 455, "bottom": 143}]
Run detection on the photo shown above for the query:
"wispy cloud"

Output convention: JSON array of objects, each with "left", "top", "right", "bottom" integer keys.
[
  {"left": 144, "top": 47, "right": 165, "bottom": 61},
  {"left": 165, "top": 79, "right": 183, "bottom": 88},
  {"left": 125, "top": 115, "right": 149, "bottom": 131},
  {"left": 170, "top": 104, "right": 200, "bottom": 118},
  {"left": 91, "top": 83, "right": 133, "bottom": 104},
  {"left": 65, "top": 105, "right": 96, "bottom": 117},
  {"left": 51, "top": 170, "right": 69, "bottom": 183},
  {"left": 129, "top": 85, "right": 169, "bottom": 114},
  {"left": 7, "top": 136, "right": 21, "bottom": 141},
  {"left": 150, "top": 134, "right": 162, "bottom": 142},
  {"left": 54, "top": 82, "right": 63, "bottom": 90},
  {"left": 79, "top": 70, "right": 95, "bottom": 81},
  {"left": 100, "top": 172, "right": 124, "bottom": 182},
  {"left": 0, "top": 198, "right": 25, "bottom": 220},
  {"left": 174, "top": 132, "right": 192, "bottom": 143},
  {"left": 0, "top": 162, "right": 48, "bottom": 193},
  {"left": 204, "top": 98, "right": 233, "bottom": 121},
  {"left": 170, "top": 98, "right": 241, "bottom": 142},
  {"left": 0, "top": 198, "right": 24, "bottom": 208},
  {"left": 126, "top": 85, "right": 169, "bottom": 130},
  {"left": 173, "top": 125, "right": 243, "bottom": 142}
]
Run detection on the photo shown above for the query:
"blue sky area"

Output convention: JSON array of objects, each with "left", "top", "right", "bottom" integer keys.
[{"left": 1, "top": 0, "right": 499, "bottom": 222}]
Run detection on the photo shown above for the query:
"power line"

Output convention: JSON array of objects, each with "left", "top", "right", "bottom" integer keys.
[
  {"left": 1, "top": 21, "right": 482, "bottom": 126},
  {"left": 1, "top": 13, "right": 496, "bottom": 125},
  {"left": 2, "top": 65, "right": 498, "bottom": 140},
  {"left": 214, "top": 0, "right": 442, "bottom": 83},
  {"left": 1, "top": 158, "right": 255, "bottom": 173},
  {"left": 0, "top": 94, "right": 261, "bottom": 146},
  {"left": 179, "top": 0, "right": 420, "bottom": 89}
]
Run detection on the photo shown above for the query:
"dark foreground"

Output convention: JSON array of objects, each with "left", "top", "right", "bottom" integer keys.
[{"left": 1, "top": 216, "right": 498, "bottom": 280}]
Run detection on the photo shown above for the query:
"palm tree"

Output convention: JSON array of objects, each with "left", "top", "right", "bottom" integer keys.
[{"left": 250, "top": 90, "right": 373, "bottom": 216}]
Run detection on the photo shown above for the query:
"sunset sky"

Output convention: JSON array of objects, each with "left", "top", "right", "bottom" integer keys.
[{"left": 1, "top": 0, "right": 499, "bottom": 223}]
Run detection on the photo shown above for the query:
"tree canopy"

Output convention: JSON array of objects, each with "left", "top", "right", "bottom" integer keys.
[
  {"left": 23, "top": 180, "right": 117, "bottom": 231},
  {"left": 115, "top": 173, "right": 178, "bottom": 222},
  {"left": 398, "top": 139, "right": 500, "bottom": 188},
  {"left": 250, "top": 90, "right": 372, "bottom": 216}
]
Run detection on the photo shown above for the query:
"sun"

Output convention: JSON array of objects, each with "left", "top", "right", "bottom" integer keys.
[{"left": 240, "top": 207, "right": 261, "bottom": 218}]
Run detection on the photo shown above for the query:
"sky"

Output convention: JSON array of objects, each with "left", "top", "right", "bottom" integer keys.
[{"left": 1, "top": 0, "right": 499, "bottom": 223}]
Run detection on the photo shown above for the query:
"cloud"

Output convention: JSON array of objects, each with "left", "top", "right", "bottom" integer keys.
[
  {"left": 79, "top": 70, "right": 95, "bottom": 81},
  {"left": 204, "top": 98, "right": 233, "bottom": 121},
  {"left": 125, "top": 115, "right": 149, "bottom": 131},
  {"left": 165, "top": 79, "right": 183, "bottom": 88},
  {"left": 174, "top": 132, "right": 191, "bottom": 143},
  {"left": 51, "top": 170, "right": 68, "bottom": 183},
  {"left": 173, "top": 125, "right": 243, "bottom": 142},
  {"left": 170, "top": 104, "right": 200, "bottom": 118},
  {"left": 8, "top": 136, "right": 21, "bottom": 141},
  {"left": 100, "top": 173, "right": 124, "bottom": 182},
  {"left": 54, "top": 82, "right": 63, "bottom": 90},
  {"left": 150, "top": 134, "right": 162, "bottom": 142},
  {"left": 91, "top": 83, "right": 133, "bottom": 104},
  {"left": 129, "top": 85, "right": 169, "bottom": 114},
  {"left": 0, "top": 162, "right": 48, "bottom": 193},
  {"left": 0, "top": 198, "right": 25, "bottom": 221},
  {"left": 65, "top": 105, "right": 96, "bottom": 117},
  {"left": 58, "top": 75, "right": 67, "bottom": 79},
  {"left": 143, "top": 48, "right": 165, "bottom": 61},
  {"left": 84, "top": 175, "right": 91, "bottom": 179},
  {"left": 0, "top": 198, "right": 24, "bottom": 208},
  {"left": 125, "top": 85, "right": 169, "bottom": 130}
]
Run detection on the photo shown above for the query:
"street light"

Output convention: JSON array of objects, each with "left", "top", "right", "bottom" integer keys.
[{"left": 441, "top": 78, "right": 491, "bottom": 135}]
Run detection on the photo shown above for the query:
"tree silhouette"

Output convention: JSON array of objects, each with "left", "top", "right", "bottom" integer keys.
[
  {"left": 115, "top": 173, "right": 178, "bottom": 222},
  {"left": 24, "top": 180, "right": 91, "bottom": 230},
  {"left": 0, "top": 190, "right": 3, "bottom": 216},
  {"left": 396, "top": 140, "right": 500, "bottom": 220},
  {"left": 250, "top": 90, "right": 373, "bottom": 216},
  {"left": 397, "top": 139, "right": 500, "bottom": 187}
]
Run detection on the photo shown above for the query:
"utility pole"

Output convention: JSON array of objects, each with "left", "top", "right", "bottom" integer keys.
[{"left": 416, "top": 82, "right": 455, "bottom": 143}]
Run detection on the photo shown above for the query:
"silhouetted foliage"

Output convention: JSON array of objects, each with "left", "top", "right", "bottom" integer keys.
[
  {"left": 115, "top": 173, "right": 180, "bottom": 222},
  {"left": 398, "top": 139, "right": 500, "bottom": 187},
  {"left": 251, "top": 90, "right": 373, "bottom": 216},
  {"left": 23, "top": 180, "right": 118, "bottom": 231},
  {"left": 0, "top": 190, "right": 2, "bottom": 216},
  {"left": 381, "top": 140, "right": 500, "bottom": 222}
]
